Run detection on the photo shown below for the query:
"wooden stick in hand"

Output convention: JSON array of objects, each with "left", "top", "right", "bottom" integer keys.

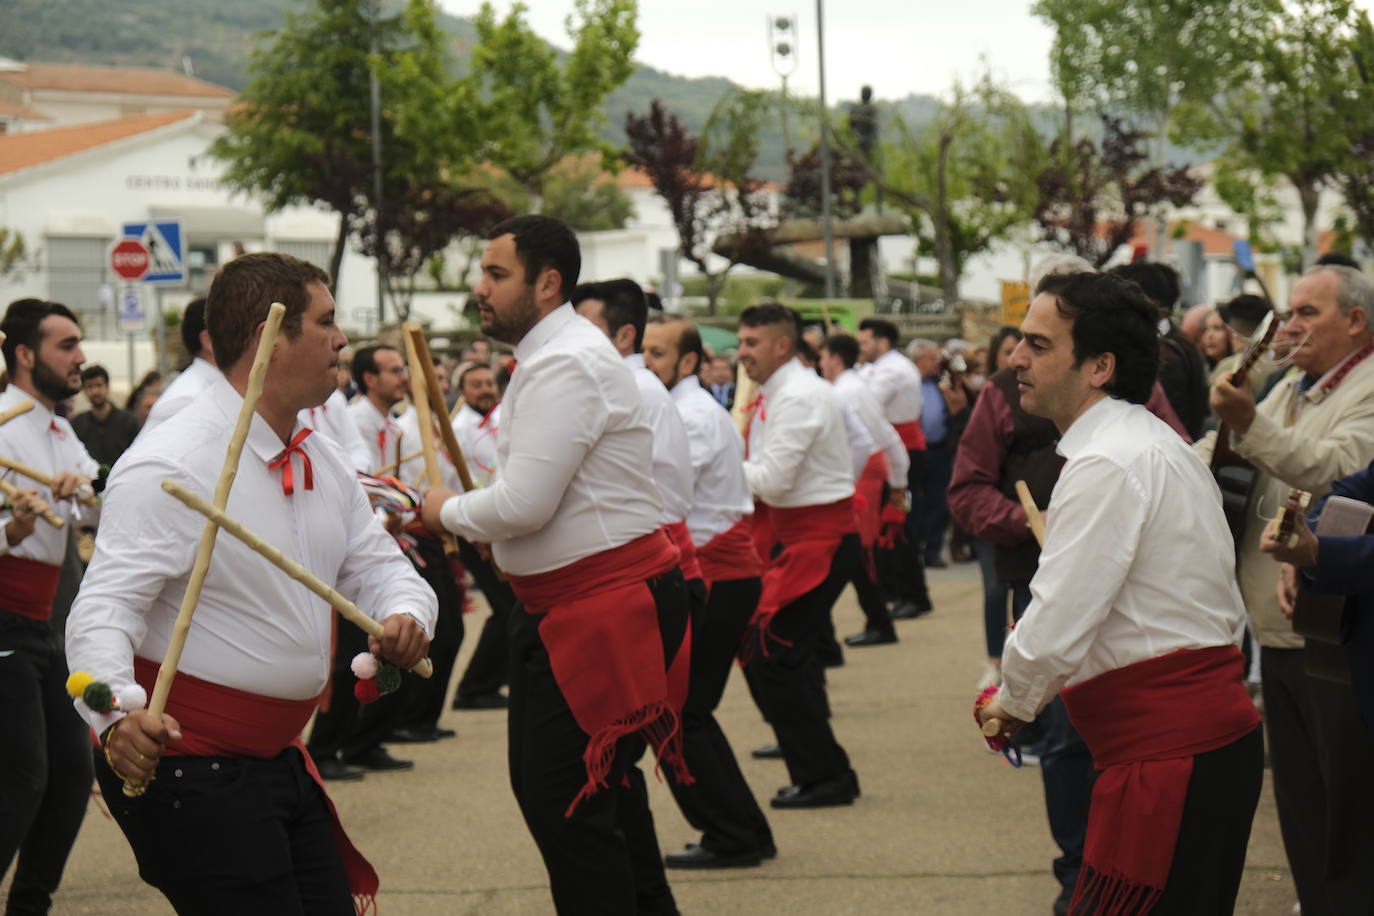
[
  {"left": 402, "top": 325, "right": 459, "bottom": 557},
  {"left": 0, "top": 455, "right": 99, "bottom": 507},
  {"left": 161, "top": 480, "right": 433, "bottom": 679},
  {"left": 124, "top": 303, "right": 285, "bottom": 798},
  {"left": 0, "top": 477, "right": 63, "bottom": 528},
  {"left": 0, "top": 399, "right": 35, "bottom": 428},
  {"left": 404, "top": 325, "right": 477, "bottom": 493},
  {"left": 1014, "top": 480, "right": 1047, "bottom": 548}
]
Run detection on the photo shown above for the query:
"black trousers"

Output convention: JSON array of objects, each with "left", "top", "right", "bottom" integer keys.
[
  {"left": 454, "top": 539, "right": 514, "bottom": 701},
  {"left": 508, "top": 569, "right": 690, "bottom": 915},
  {"left": 1261, "top": 647, "right": 1374, "bottom": 915},
  {"left": 95, "top": 747, "right": 353, "bottom": 915},
  {"left": 306, "top": 619, "right": 403, "bottom": 761},
  {"left": 851, "top": 556, "right": 895, "bottom": 637},
  {"left": 0, "top": 609, "right": 91, "bottom": 916},
  {"left": 665, "top": 575, "right": 773, "bottom": 856},
  {"left": 396, "top": 538, "right": 464, "bottom": 731},
  {"left": 876, "top": 448, "right": 932, "bottom": 608},
  {"left": 744, "top": 533, "right": 859, "bottom": 788}
]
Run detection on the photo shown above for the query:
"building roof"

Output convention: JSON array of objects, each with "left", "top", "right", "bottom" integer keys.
[
  {"left": 0, "top": 110, "right": 196, "bottom": 176},
  {"left": 1125, "top": 219, "right": 1242, "bottom": 257},
  {"left": 0, "top": 98, "right": 50, "bottom": 121},
  {"left": 0, "top": 62, "right": 234, "bottom": 99}
]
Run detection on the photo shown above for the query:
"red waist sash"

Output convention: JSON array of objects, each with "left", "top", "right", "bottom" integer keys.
[
  {"left": 131, "top": 657, "right": 378, "bottom": 913},
  {"left": 663, "top": 521, "right": 703, "bottom": 582},
  {"left": 697, "top": 516, "right": 762, "bottom": 586},
  {"left": 0, "top": 555, "right": 61, "bottom": 621},
  {"left": 504, "top": 530, "right": 693, "bottom": 816},
  {"left": 747, "top": 497, "right": 856, "bottom": 658},
  {"left": 892, "top": 420, "right": 926, "bottom": 451},
  {"left": 854, "top": 453, "right": 889, "bottom": 548},
  {"left": 1059, "top": 645, "right": 1260, "bottom": 915}
]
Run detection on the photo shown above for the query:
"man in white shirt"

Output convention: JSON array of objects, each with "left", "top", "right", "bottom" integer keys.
[
  {"left": 348, "top": 344, "right": 408, "bottom": 473},
  {"left": 820, "top": 333, "right": 909, "bottom": 649},
  {"left": 66, "top": 252, "right": 436, "bottom": 913},
  {"left": 303, "top": 387, "right": 371, "bottom": 472},
  {"left": 641, "top": 315, "right": 775, "bottom": 869},
  {"left": 857, "top": 317, "right": 933, "bottom": 620},
  {"left": 138, "top": 298, "right": 220, "bottom": 437},
  {"left": 976, "top": 271, "right": 1261, "bottom": 912},
  {"left": 573, "top": 279, "right": 702, "bottom": 583},
  {"left": 0, "top": 297, "right": 100, "bottom": 915},
  {"left": 421, "top": 215, "right": 690, "bottom": 915},
  {"left": 449, "top": 363, "right": 501, "bottom": 489},
  {"left": 737, "top": 303, "right": 861, "bottom": 810}
]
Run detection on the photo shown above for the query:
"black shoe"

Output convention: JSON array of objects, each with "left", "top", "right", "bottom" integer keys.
[
  {"left": 386, "top": 726, "right": 441, "bottom": 744},
  {"left": 343, "top": 747, "right": 414, "bottom": 772},
  {"left": 664, "top": 844, "right": 762, "bottom": 869},
  {"left": 770, "top": 772, "right": 858, "bottom": 809},
  {"left": 315, "top": 758, "right": 365, "bottom": 782},
  {"left": 452, "top": 692, "right": 509, "bottom": 710},
  {"left": 760, "top": 840, "right": 778, "bottom": 860},
  {"left": 820, "top": 654, "right": 845, "bottom": 669},
  {"left": 890, "top": 601, "right": 932, "bottom": 620},
  {"left": 844, "top": 629, "right": 897, "bottom": 647},
  {"left": 751, "top": 743, "right": 784, "bottom": 760}
]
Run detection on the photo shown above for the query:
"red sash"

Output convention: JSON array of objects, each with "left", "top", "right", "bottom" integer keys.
[
  {"left": 892, "top": 420, "right": 926, "bottom": 451},
  {"left": 1059, "top": 646, "right": 1259, "bottom": 915},
  {"left": 504, "top": 530, "right": 693, "bottom": 816},
  {"left": 854, "top": 453, "right": 888, "bottom": 548},
  {"left": 747, "top": 497, "right": 856, "bottom": 658},
  {"left": 663, "top": 521, "right": 703, "bottom": 582},
  {"left": 131, "top": 657, "right": 378, "bottom": 914},
  {"left": 697, "top": 516, "right": 762, "bottom": 586},
  {"left": 0, "top": 555, "right": 61, "bottom": 621}
]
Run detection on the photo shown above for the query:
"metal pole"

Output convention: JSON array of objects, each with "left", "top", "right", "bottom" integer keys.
[
  {"left": 153, "top": 286, "right": 168, "bottom": 377},
  {"left": 815, "top": 0, "right": 837, "bottom": 300},
  {"left": 369, "top": 0, "right": 386, "bottom": 326}
]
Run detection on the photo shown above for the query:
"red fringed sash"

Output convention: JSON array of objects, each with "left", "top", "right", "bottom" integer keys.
[
  {"left": 1060, "top": 645, "right": 1260, "bottom": 916},
  {"left": 697, "top": 516, "right": 762, "bottom": 586},
  {"left": 663, "top": 521, "right": 703, "bottom": 582},
  {"left": 504, "top": 530, "right": 693, "bottom": 816},
  {"left": 745, "top": 497, "right": 856, "bottom": 658},
  {"left": 0, "top": 555, "right": 61, "bottom": 621},
  {"left": 130, "top": 656, "right": 378, "bottom": 915},
  {"left": 892, "top": 420, "right": 926, "bottom": 451}
]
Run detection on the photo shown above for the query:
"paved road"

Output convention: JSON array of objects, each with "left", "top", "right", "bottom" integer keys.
[{"left": 9, "top": 561, "right": 1297, "bottom": 914}]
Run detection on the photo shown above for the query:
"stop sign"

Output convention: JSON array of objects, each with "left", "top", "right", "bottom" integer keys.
[{"left": 110, "top": 238, "right": 150, "bottom": 281}]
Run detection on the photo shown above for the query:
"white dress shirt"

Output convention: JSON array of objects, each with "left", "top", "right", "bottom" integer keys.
[
  {"left": 744, "top": 358, "right": 855, "bottom": 508},
  {"left": 670, "top": 375, "right": 753, "bottom": 546},
  {"left": 439, "top": 304, "right": 663, "bottom": 575},
  {"left": 834, "top": 387, "right": 875, "bottom": 479},
  {"left": 452, "top": 402, "right": 501, "bottom": 488},
  {"left": 301, "top": 389, "right": 371, "bottom": 472},
  {"left": 66, "top": 373, "right": 438, "bottom": 735},
  {"left": 138, "top": 356, "right": 219, "bottom": 436},
  {"left": 860, "top": 349, "right": 923, "bottom": 425},
  {"left": 626, "top": 353, "right": 693, "bottom": 525},
  {"left": 835, "top": 368, "right": 909, "bottom": 487},
  {"left": 0, "top": 385, "right": 100, "bottom": 561},
  {"left": 998, "top": 397, "right": 1247, "bottom": 722},
  {"left": 348, "top": 397, "right": 403, "bottom": 472}
]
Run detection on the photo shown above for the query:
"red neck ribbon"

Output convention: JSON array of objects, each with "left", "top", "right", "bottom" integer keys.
[{"left": 268, "top": 428, "right": 315, "bottom": 496}]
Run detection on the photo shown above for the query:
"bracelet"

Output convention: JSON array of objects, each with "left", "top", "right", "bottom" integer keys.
[{"left": 100, "top": 719, "right": 133, "bottom": 783}]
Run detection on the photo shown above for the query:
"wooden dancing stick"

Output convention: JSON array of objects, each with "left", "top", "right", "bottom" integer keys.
[
  {"left": 404, "top": 325, "right": 477, "bottom": 493},
  {"left": 124, "top": 303, "right": 286, "bottom": 798},
  {"left": 730, "top": 361, "right": 756, "bottom": 438},
  {"left": 402, "top": 325, "right": 459, "bottom": 557},
  {"left": 0, "top": 477, "right": 64, "bottom": 529},
  {"left": 0, "top": 455, "right": 100, "bottom": 507},
  {"left": 0, "top": 399, "right": 35, "bottom": 428},
  {"left": 161, "top": 480, "right": 434, "bottom": 679},
  {"left": 1014, "top": 480, "right": 1047, "bottom": 548},
  {"left": 374, "top": 447, "right": 423, "bottom": 478}
]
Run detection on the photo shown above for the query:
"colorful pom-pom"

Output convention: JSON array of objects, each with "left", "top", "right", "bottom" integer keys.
[
  {"left": 375, "top": 663, "right": 401, "bottom": 695},
  {"left": 117, "top": 683, "right": 148, "bottom": 711},
  {"left": 351, "top": 652, "right": 380, "bottom": 680},
  {"left": 66, "top": 671, "right": 95, "bottom": 699},
  {"left": 82, "top": 681, "right": 116, "bottom": 713},
  {"left": 354, "top": 679, "right": 382, "bottom": 704}
]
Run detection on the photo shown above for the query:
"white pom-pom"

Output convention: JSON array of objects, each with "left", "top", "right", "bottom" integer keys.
[
  {"left": 117, "top": 683, "right": 148, "bottom": 711},
  {"left": 351, "top": 652, "right": 380, "bottom": 679}
]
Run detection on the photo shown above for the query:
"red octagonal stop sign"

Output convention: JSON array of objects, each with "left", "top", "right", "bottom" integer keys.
[{"left": 110, "top": 238, "right": 150, "bottom": 281}]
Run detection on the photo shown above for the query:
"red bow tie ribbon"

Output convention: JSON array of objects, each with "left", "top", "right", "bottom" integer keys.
[
  {"left": 48, "top": 420, "right": 67, "bottom": 440},
  {"left": 269, "top": 428, "right": 315, "bottom": 496}
]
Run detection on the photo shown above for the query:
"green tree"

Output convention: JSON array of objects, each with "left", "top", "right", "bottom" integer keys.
[
  {"left": 1330, "top": 9, "right": 1374, "bottom": 249},
  {"left": 465, "top": 0, "right": 639, "bottom": 205},
  {"left": 0, "top": 228, "right": 39, "bottom": 283}
]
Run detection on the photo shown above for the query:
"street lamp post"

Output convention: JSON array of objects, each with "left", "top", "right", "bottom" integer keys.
[
  {"left": 815, "top": 0, "right": 837, "bottom": 300},
  {"left": 368, "top": 0, "right": 386, "bottom": 326}
]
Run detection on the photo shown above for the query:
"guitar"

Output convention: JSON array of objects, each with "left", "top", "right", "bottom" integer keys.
[
  {"left": 1287, "top": 491, "right": 1374, "bottom": 684},
  {"left": 1210, "top": 310, "right": 1278, "bottom": 552}
]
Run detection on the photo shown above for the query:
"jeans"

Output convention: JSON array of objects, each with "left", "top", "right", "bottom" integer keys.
[{"left": 971, "top": 538, "right": 1031, "bottom": 658}]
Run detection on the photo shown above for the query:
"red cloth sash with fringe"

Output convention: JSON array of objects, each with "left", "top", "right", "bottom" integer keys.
[
  {"left": 745, "top": 496, "right": 856, "bottom": 659},
  {"left": 892, "top": 420, "right": 926, "bottom": 451},
  {"left": 504, "top": 529, "right": 693, "bottom": 816},
  {"left": 697, "top": 517, "right": 762, "bottom": 586},
  {"left": 663, "top": 521, "right": 703, "bottom": 582},
  {"left": 1059, "top": 645, "right": 1259, "bottom": 916},
  {"left": 0, "top": 555, "right": 61, "bottom": 621},
  {"left": 130, "top": 656, "right": 378, "bottom": 915},
  {"left": 853, "top": 453, "right": 890, "bottom": 580}
]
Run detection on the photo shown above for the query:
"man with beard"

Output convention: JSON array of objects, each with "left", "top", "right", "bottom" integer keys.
[
  {"left": 422, "top": 215, "right": 690, "bottom": 915},
  {"left": 348, "top": 345, "right": 409, "bottom": 474},
  {"left": 71, "top": 364, "right": 140, "bottom": 470},
  {"left": 0, "top": 298, "right": 100, "bottom": 915}
]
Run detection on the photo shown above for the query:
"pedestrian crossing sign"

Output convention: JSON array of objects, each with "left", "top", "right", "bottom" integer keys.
[{"left": 121, "top": 220, "right": 185, "bottom": 285}]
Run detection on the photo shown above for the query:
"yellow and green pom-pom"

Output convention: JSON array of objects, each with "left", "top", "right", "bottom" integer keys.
[
  {"left": 66, "top": 671, "right": 94, "bottom": 700},
  {"left": 375, "top": 664, "right": 402, "bottom": 696},
  {"left": 82, "top": 681, "right": 116, "bottom": 713}
]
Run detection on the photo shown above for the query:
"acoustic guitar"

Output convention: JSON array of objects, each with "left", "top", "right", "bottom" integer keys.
[{"left": 1210, "top": 310, "right": 1278, "bottom": 552}]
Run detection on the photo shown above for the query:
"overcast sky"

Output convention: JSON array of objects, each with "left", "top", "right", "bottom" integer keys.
[{"left": 439, "top": 0, "right": 1374, "bottom": 106}]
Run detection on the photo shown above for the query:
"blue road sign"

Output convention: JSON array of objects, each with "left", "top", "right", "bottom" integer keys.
[
  {"left": 121, "top": 220, "right": 185, "bottom": 285},
  {"left": 118, "top": 287, "right": 146, "bottom": 333}
]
